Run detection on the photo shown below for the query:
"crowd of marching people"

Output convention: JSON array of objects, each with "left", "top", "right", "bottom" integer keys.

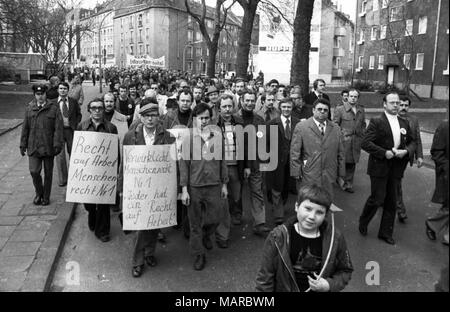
[{"left": 19, "top": 66, "right": 448, "bottom": 292}]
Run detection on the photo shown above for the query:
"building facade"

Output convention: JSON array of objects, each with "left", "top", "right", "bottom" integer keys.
[
  {"left": 112, "top": 0, "right": 242, "bottom": 74},
  {"left": 354, "top": 0, "right": 449, "bottom": 99},
  {"left": 256, "top": 0, "right": 354, "bottom": 85}
]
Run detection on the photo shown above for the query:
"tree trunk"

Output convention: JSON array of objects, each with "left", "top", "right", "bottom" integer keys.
[
  {"left": 207, "top": 41, "right": 218, "bottom": 78},
  {"left": 290, "top": 0, "right": 315, "bottom": 96},
  {"left": 236, "top": 0, "right": 259, "bottom": 79}
]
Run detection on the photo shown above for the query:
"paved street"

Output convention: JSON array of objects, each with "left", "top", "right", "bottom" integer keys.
[{"left": 0, "top": 83, "right": 447, "bottom": 292}]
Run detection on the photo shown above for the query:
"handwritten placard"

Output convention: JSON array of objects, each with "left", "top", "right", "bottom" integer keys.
[
  {"left": 123, "top": 144, "right": 177, "bottom": 230},
  {"left": 66, "top": 131, "right": 119, "bottom": 204}
]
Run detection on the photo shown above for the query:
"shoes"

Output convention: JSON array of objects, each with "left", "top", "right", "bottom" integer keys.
[
  {"left": 132, "top": 265, "right": 144, "bottom": 278},
  {"left": 344, "top": 188, "right": 354, "bottom": 193},
  {"left": 99, "top": 235, "right": 110, "bottom": 242},
  {"left": 33, "top": 195, "right": 42, "bottom": 205},
  {"left": 41, "top": 199, "right": 50, "bottom": 206},
  {"left": 231, "top": 215, "right": 242, "bottom": 225},
  {"left": 216, "top": 239, "right": 228, "bottom": 249},
  {"left": 253, "top": 224, "right": 271, "bottom": 237},
  {"left": 425, "top": 221, "right": 436, "bottom": 241},
  {"left": 358, "top": 224, "right": 367, "bottom": 236},
  {"left": 59, "top": 182, "right": 67, "bottom": 187},
  {"left": 145, "top": 255, "right": 157, "bottom": 267},
  {"left": 203, "top": 235, "right": 213, "bottom": 250},
  {"left": 378, "top": 235, "right": 395, "bottom": 245},
  {"left": 193, "top": 254, "right": 206, "bottom": 271},
  {"left": 157, "top": 231, "right": 166, "bottom": 243},
  {"left": 398, "top": 213, "right": 408, "bottom": 223}
]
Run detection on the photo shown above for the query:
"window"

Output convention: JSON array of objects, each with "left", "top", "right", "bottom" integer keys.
[
  {"left": 373, "top": 0, "right": 379, "bottom": 11},
  {"left": 405, "top": 19, "right": 413, "bottom": 36},
  {"left": 415, "top": 53, "right": 424, "bottom": 70},
  {"left": 146, "top": 44, "right": 150, "bottom": 54},
  {"left": 389, "top": 7, "right": 401, "bottom": 22},
  {"left": 333, "top": 56, "right": 341, "bottom": 69},
  {"left": 187, "top": 46, "right": 193, "bottom": 58},
  {"left": 188, "top": 15, "right": 192, "bottom": 24},
  {"left": 196, "top": 47, "right": 202, "bottom": 57},
  {"left": 188, "top": 30, "right": 193, "bottom": 41},
  {"left": 358, "top": 31, "right": 364, "bottom": 44},
  {"left": 130, "top": 15, "right": 134, "bottom": 29},
  {"left": 195, "top": 31, "right": 201, "bottom": 41},
  {"left": 334, "top": 36, "right": 341, "bottom": 48},
  {"left": 382, "top": 0, "right": 388, "bottom": 8},
  {"left": 371, "top": 26, "right": 377, "bottom": 40},
  {"left": 403, "top": 53, "right": 411, "bottom": 69},
  {"left": 418, "top": 16, "right": 427, "bottom": 34},
  {"left": 130, "top": 45, "right": 134, "bottom": 55},
  {"left": 130, "top": 31, "right": 134, "bottom": 44},
  {"left": 146, "top": 28, "right": 149, "bottom": 40},
  {"left": 369, "top": 55, "right": 375, "bottom": 69},
  {"left": 443, "top": 56, "right": 449, "bottom": 75},
  {"left": 196, "top": 62, "right": 202, "bottom": 72},
  {"left": 360, "top": 0, "right": 367, "bottom": 16},
  {"left": 187, "top": 61, "right": 192, "bottom": 71},
  {"left": 221, "top": 50, "right": 226, "bottom": 59},
  {"left": 139, "top": 29, "right": 143, "bottom": 42},
  {"left": 207, "top": 20, "right": 213, "bottom": 28},
  {"left": 138, "top": 14, "right": 143, "bottom": 27},
  {"left": 121, "top": 18, "right": 124, "bottom": 28},
  {"left": 358, "top": 56, "right": 364, "bottom": 69},
  {"left": 380, "top": 25, "right": 387, "bottom": 39},
  {"left": 378, "top": 55, "right": 384, "bottom": 69},
  {"left": 139, "top": 44, "right": 144, "bottom": 55}
]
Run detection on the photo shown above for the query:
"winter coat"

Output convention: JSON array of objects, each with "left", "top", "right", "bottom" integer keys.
[
  {"left": 431, "top": 121, "right": 449, "bottom": 204},
  {"left": 255, "top": 216, "right": 353, "bottom": 292},
  {"left": 333, "top": 102, "right": 366, "bottom": 164},
  {"left": 290, "top": 117, "right": 345, "bottom": 198},
  {"left": 400, "top": 114, "right": 423, "bottom": 166},
  {"left": 20, "top": 100, "right": 64, "bottom": 157}
]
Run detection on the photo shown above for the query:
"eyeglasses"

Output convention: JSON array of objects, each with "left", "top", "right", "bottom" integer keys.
[
  {"left": 90, "top": 106, "right": 104, "bottom": 112},
  {"left": 316, "top": 108, "right": 329, "bottom": 112}
]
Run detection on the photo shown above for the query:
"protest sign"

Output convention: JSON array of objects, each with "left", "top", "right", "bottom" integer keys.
[
  {"left": 122, "top": 144, "right": 177, "bottom": 231},
  {"left": 126, "top": 54, "right": 165, "bottom": 68},
  {"left": 66, "top": 131, "right": 119, "bottom": 204}
]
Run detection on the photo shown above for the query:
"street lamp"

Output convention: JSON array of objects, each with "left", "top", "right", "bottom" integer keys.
[{"left": 98, "top": 10, "right": 113, "bottom": 93}]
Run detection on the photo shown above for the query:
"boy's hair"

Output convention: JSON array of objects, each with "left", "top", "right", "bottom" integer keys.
[
  {"left": 296, "top": 184, "right": 332, "bottom": 212},
  {"left": 192, "top": 102, "right": 212, "bottom": 117}
]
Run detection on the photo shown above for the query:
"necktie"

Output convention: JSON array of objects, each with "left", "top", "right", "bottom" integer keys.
[
  {"left": 265, "top": 110, "right": 271, "bottom": 122},
  {"left": 62, "top": 99, "right": 69, "bottom": 118},
  {"left": 285, "top": 118, "right": 291, "bottom": 140},
  {"left": 319, "top": 122, "right": 325, "bottom": 136}
]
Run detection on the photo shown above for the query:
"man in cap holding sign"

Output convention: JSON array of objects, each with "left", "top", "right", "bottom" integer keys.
[{"left": 120, "top": 101, "right": 175, "bottom": 278}]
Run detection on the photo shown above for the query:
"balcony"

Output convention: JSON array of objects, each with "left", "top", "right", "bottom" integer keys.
[
  {"left": 334, "top": 27, "right": 346, "bottom": 37},
  {"left": 333, "top": 48, "right": 345, "bottom": 57},
  {"left": 332, "top": 69, "right": 344, "bottom": 77}
]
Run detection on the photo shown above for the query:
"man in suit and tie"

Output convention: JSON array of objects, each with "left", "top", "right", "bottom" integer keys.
[
  {"left": 333, "top": 89, "right": 366, "bottom": 193},
  {"left": 359, "top": 92, "right": 416, "bottom": 245},
  {"left": 55, "top": 82, "right": 82, "bottom": 187},
  {"left": 396, "top": 95, "right": 423, "bottom": 223},
  {"left": 267, "top": 98, "right": 299, "bottom": 225},
  {"left": 290, "top": 98, "right": 345, "bottom": 200}
]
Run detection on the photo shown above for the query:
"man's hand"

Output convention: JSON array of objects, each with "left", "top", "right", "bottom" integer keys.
[
  {"left": 385, "top": 150, "right": 395, "bottom": 159},
  {"left": 181, "top": 189, "right": 190, "bottom": 206},
  {"left": 244, "top": 168, "right": 251, "bottom": 179},
  {"left": 417, "top": 157, "right": 424, "bottom": 168},
  {"left": 221, "top": 184, "right": 228, "bottom": 199},
  {"left": 20, "top": 147, "right": 26, "bottom": 156},
  {"left": 308, "top": 273, "right": 330, "bottom": 292}
]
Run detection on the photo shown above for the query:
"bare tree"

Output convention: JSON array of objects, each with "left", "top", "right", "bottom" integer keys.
[
  {"left": 184, "top": 0, "right": 236, "bottom": 77},
  {"left": 0, "top": 0, "right": 92, "bottom": 77},
  {"left": 290, "top": 0, "right": 315, "bottom": 96}
]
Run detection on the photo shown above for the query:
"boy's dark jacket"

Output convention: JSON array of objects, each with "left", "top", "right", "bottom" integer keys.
[{"left": 255, "top": 216, "right": 353, "bottom": 292}]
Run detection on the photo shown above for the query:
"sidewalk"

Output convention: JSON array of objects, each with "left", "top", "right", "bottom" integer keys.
[{"left": 0, "top": 128, "right": 76, "bottom": 291}]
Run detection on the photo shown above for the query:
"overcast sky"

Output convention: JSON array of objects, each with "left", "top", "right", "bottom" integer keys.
[{"left": 80, "top": 0, "right": 357, "bottom": 21}]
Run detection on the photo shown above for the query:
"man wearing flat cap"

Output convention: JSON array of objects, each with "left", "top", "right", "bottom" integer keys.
[
  {"left": 119, "top": 101, "right": 175, "bottom": 278},
  {"left": 20, "top": 84, "right": 64, "bottom": 206},
  {"left": 206, "top": 86, "right": 220, "bottom": 123}
]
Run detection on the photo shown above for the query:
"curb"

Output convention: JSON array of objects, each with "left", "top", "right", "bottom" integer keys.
[
  {"left": 0, "top": 121, "right": 23, "bottom": 137},
  {"left": 20, "top": 201, "right": 77, "bottom": 292}
]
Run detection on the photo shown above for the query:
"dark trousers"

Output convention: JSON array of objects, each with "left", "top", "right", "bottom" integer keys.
[
  {"left": 56, "top": 127, "right": 74, "bottom": 185},
  {"left": 84, "top": 203, "right": 110, "bottom": 238},
  {"left": 132, "top": 230, "right": 158, "bottom": 266},
  {"left": 188, "top": 185, "right": 222, "bottom": 256},
  {"left": 344, "top": 163, "right": 356, "bottom": 189},
  {"left": 29, "top": 155, "right": 54, "bottom": 201},
  {"left": 177, "top": 200, "right": 190, "bottom": 237},
  {"left": 396, "top": 181, "right": 407, "bottom": 217},
  {"left": 360, "top": 173, "right": 401, "bottom": 238}
]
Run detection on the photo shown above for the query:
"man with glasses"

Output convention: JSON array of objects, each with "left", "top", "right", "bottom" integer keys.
[
  {"left": 77, "top": 98, "right": 118, "bottom": 242},
  {"left": 358, "top": 92, "right": 415, "bottom": 245},
  {"left": 290, "top": 98, "right": 345, "bottom": 200},
  {"left": 20, "top": 84, "right": 63, "bottom": 206}
]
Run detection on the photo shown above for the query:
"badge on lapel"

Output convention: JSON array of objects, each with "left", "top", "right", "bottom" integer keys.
[{"left": 400, "top": 128, "right": 406, "bottom": 135}]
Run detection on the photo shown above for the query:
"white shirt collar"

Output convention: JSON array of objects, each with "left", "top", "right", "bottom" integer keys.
[
  {"left": 143, "top": 127, "right": 155, "bottom": 145},
  {"left": 384, "top": 111, "right": 398, "bottom": 121},
  {"left": 280, "top": 115, "right": 290, "bottom": 125},
  {"left": 313, "top": 117, "right": 326, "bottom": 129}
]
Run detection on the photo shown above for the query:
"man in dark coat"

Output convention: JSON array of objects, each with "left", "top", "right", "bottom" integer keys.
[
  {"left": 267, "top": 98, "right": 299, "bottom": 225},
  {"left": 426, "top": 120, "right": 449, "bottom": 245},
  {"left": 20, "top": 84, "right": 63, "bottom": 206},
  {"left": 359, "top": 92, "right": 416, "bottom": 245},
  {"left": 55, "top": 82, "right": 82, "bottom": 187},
  {"left": 77, "top": 98, "right": 118, "bottom": 243},
  {"left": 303, "top": 79, "right": 331, "bottom": 120},
  {"left": 119, "top": 103, "right": 175, "bottom": 278}
]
